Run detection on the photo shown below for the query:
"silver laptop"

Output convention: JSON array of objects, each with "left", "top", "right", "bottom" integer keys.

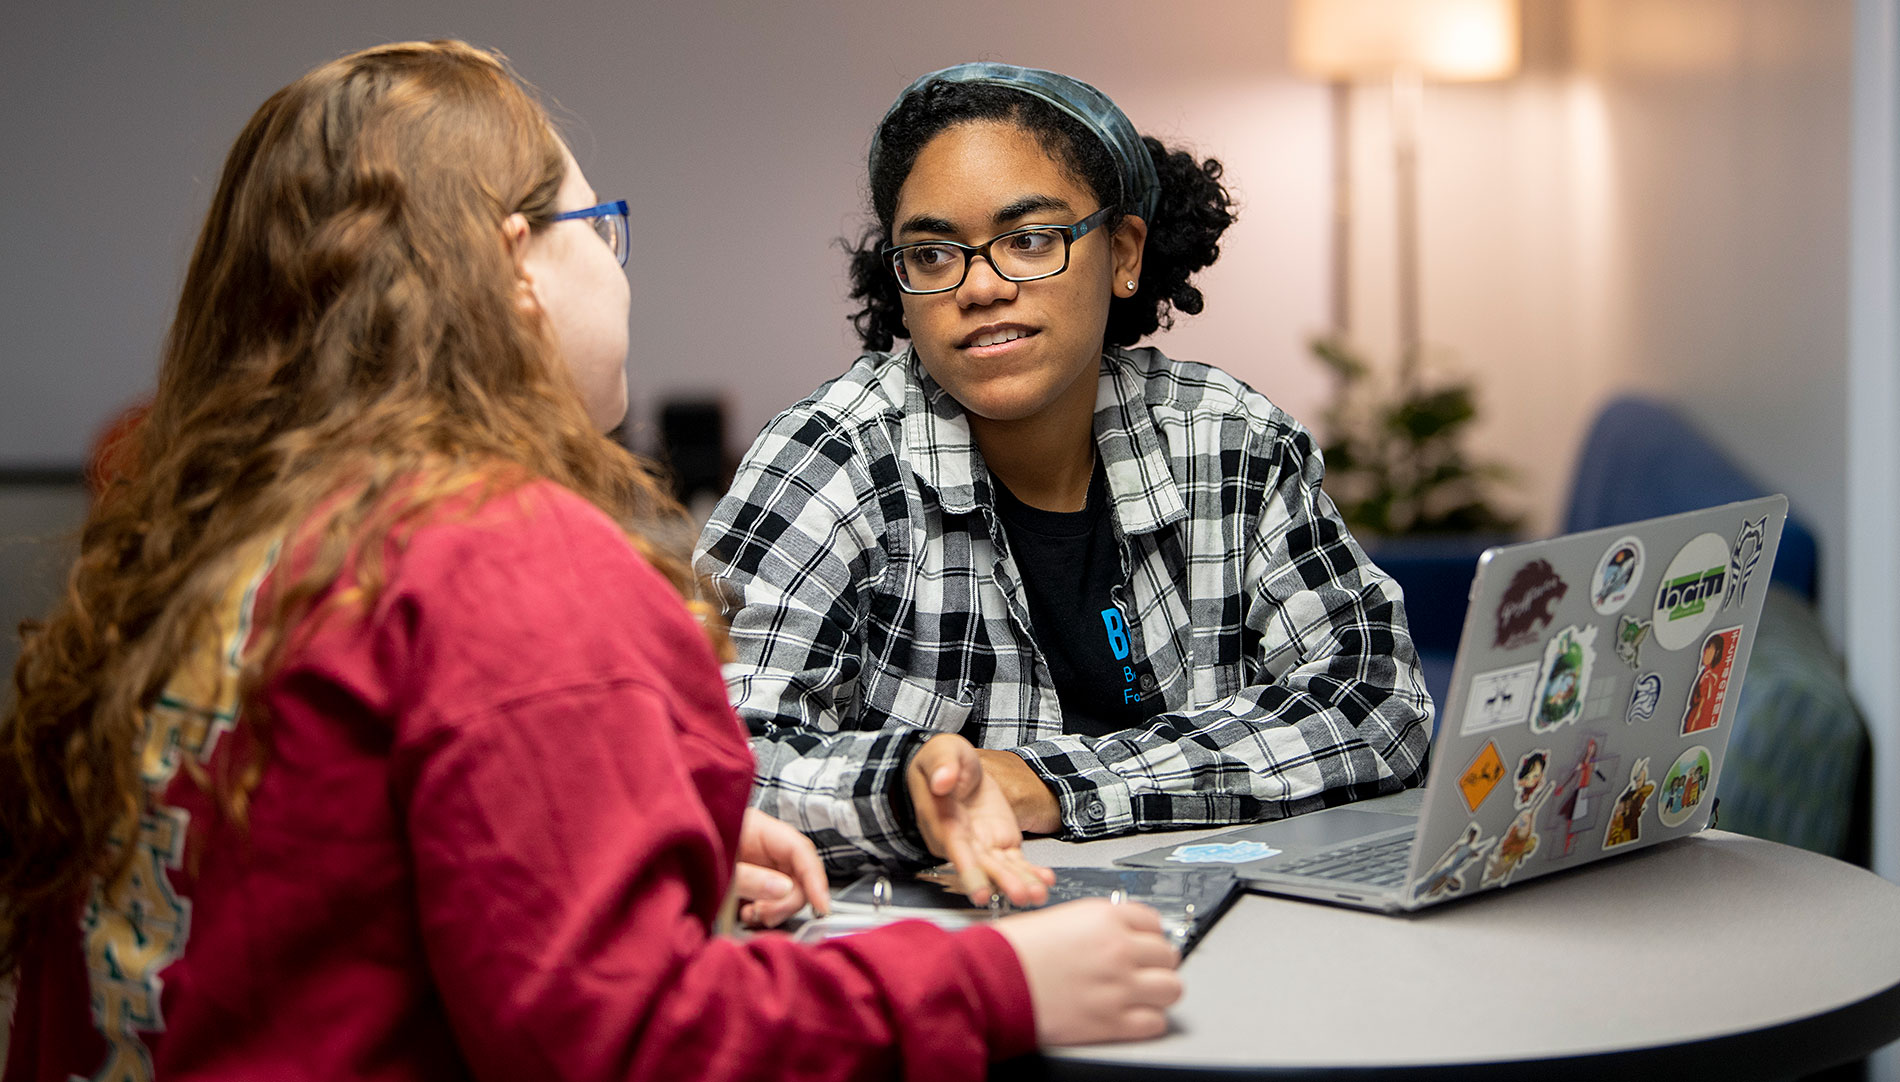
[{"left": 1117, "top": 495, "right": 1788, "bottom": 913}]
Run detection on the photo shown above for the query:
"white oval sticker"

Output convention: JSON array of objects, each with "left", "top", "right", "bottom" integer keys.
[{"left": 1652, "top": 532, "right": 1729, "bottom": 650}]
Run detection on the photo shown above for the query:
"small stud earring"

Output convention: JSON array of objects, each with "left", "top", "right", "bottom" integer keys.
[{"left": 1126, "top": 280, "right": 1137, "bottom": 291}]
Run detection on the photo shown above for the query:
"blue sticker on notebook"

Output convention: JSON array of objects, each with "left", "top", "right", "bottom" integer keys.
[{"left": 1165, "top": 841, "right": 1281, "bottom": 864}]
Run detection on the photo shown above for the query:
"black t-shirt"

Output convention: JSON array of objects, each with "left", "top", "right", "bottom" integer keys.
[{"left": 992, "top": 463, "right": 1162, "bottom": 738}]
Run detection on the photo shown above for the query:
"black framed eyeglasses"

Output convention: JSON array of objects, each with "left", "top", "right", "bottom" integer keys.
[
  {"left": 550, "top": 199, "right": 631, "bottom": 267},
  {"left": 882, "top": 204, "right": 1117, "bottom": 295}
]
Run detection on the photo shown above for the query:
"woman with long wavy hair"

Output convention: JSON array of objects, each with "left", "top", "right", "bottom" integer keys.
[{"left": 1, "top": 41, "right": 1180, "bottom": 1081}]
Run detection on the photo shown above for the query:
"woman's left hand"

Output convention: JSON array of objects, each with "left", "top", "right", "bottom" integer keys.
[{"left": 735, "top": 807, "right": 832, "bottom": 928}]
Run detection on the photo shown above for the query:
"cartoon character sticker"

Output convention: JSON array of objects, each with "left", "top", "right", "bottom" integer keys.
[
  {"left": 1682, "top": 626, "right": 1743, "bottom": 735},
  {"left": 1494, "top": 559, "right": 1569, "bottom": 649},
  {"left": 1591, "top": 536, "right": 1645, "bottom": 615},
  {"left": 1603, "top": 757, "right": 1657, "bottom": 849},
  {"left": 1413, "top": 824, "right": 1496, "bottom": 901},
  {"left": 1653, "top": 532, "right": 1730, "bottom": 650},
  {"left": 1541, "top": 731, "right": 1620, "bottom": 860},
  {"left": 1532, "top": 625, "right": 1597, "bottom": 734},
  {"left": 1625, "top": 673, "right": 1663, "bottom": 726},
  {"left": 1723, "top": 515, "right": 1767, "bottom": 610},
  {"left": 1513, "top": 748, "right": 1552, "bottom": 808},
  {"left": 1458, "top": 741, "right": 1506, "bottom": 813},
  {"left": 1658, "top": 745, "right": 1715, "bottom": 828},
  {"left": 1460, "top": 661, "right": 1540, "bottom": 736},
  {"left": 1483, "top": 788, "right": 1550, "bottom": 888},
  {"left": 1614, "top": 615, "right": 1651, "bottom": 670}
]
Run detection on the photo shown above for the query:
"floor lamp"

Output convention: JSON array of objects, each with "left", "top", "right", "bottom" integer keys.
[{"left": 1290, "top": 0, "right": 1521, "bottom": 395}]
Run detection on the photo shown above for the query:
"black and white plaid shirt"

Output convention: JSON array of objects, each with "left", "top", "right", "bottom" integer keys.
[{"left": 696, "top": 345, "right": 1433, "bottom": 872}]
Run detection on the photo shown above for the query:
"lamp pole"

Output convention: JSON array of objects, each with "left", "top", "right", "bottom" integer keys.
[
  {"left": 1328, "top": 81, "right": 1353, "bottom": 336},
  {"left": 1392, "top": 68, "right": 1424, "bottom": 396}
]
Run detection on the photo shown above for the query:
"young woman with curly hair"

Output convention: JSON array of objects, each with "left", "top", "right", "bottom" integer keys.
[
  {"left": 1, "top": 43, "right": 1181, "bottom": 1082},
  {"left": 698, "top": 63, "right": 1434, "bottom": 901}
]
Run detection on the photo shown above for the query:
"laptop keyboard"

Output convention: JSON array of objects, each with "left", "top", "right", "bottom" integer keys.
[{"left": 1274, "top": 833, "right": 1414, "bottom": 888}]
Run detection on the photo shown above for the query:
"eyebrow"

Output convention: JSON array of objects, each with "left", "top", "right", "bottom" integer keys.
[
  {"left": 896, "top": 213, "right": 959, "bottom": 238},
  {"left": 894, "top": 194, "right": 1078, "bottom": 240},
  {"left": 995, "top": 194, "right": 1072, "bottom": 224}
]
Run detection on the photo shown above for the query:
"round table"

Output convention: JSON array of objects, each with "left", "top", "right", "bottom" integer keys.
[{"left": 1004, "top": 828, "right": 1900, "bottom": 1080}]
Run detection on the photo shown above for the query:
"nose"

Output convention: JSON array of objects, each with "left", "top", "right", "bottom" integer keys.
[{"left": 955, "top": 253, "right": 1018, "bottom": 307}]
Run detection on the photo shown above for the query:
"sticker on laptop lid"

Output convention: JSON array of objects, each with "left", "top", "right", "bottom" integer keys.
[
  {"left": 1494, "top": 559, "right": 1569, "bottom": 649},
  {"left": 1542, "top": 731, "right": 1619, "bottom": 861},
  {"left": 1512, "top": 748, "right": 1552, "bottom": 808},
  {"left": 1653, "top": 532, "right": 1730, "bottom": 650},
  {"left": 1165, "top": 841, "right": 1282, "bottom": 865},
  {"left": 1658, "top": 745, "right": 1715, "bottom": 828},
  {"left": 1590, "top": 536, "right": 1645, "bottom": 615},
  {"left": 1614, "top": 614, "right": 1651, "bottom": 670},
  {"left": 1532, "top": 625, "right": 1597, "bottom": 734},
  {"left": 1412, "top": 823, "right": 1495, "bottom": 902},
  {"left": 1482, "top": 789, "right": 1551, "bottom": 888},
  {"left": 1681, "top": 626, "right": 1742, "bottom": 735},
  {"left": 1723, "top": 515, "right": 1768, "bottom": 610},
  {"left": 1625, "top": 672, "right": 1663, "bottom": 725},
  {"left": 1458, "top": 740, "right": 1507, "bottom": 813},
  {"left": 1602, "top": 757, "right": 1657, "bottom": 849},
  {"left": 1460, "top": 661, "right": 1539, "bottom": 735}
]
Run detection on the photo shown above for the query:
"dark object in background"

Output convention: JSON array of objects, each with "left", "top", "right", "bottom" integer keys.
[
  {"left": 657, "top": 398, "right": 732, "bottom": 510},
  {"left": 1310, "top": 335, "right": 1522, "bottom": 537}
]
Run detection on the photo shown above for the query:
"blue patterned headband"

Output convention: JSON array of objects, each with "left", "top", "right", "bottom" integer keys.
[{"left": 870, "top": 62, "right": 1160, "bottom": 224}]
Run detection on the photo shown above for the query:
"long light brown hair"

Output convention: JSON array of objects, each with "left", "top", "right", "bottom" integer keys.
[{"left": 1, "top": 40, "right": 711, "bottom": 973}]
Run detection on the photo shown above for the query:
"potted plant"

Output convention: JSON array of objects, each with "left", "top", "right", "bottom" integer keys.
[{"left": 1310, "top": 335, "right": 1520, "bottom": 702}]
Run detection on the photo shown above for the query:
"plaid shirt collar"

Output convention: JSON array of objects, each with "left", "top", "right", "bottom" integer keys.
[{"left": 895, "top": 344, "right": 1189, "bottom": 535}]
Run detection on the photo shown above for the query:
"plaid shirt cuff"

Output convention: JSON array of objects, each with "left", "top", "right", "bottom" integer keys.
[{"left": 1010, "top": 738, "right": 1135, "bottom": 838}]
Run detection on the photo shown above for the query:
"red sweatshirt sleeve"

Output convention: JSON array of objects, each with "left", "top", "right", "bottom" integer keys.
[{"left": 364, "top": 483, "right": 1034, "bottom": 1082}]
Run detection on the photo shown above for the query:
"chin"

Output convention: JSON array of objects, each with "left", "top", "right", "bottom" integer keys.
[{"left": 952, "top": 391, "right": 1056, "bottom": 424}]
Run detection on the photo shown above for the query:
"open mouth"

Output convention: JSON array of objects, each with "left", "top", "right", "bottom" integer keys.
[{"left": 962, "top": 326, "right": 1037, "bottom": 349}]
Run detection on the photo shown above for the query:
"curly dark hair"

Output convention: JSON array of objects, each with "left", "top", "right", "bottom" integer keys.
[{"left": 844, "top": 80, "right": 1237, "bottom": 352}]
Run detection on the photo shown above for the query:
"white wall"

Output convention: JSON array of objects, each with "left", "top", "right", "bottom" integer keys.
[
  {"left": 1849, "top": 2, "right": 1900, "bottom": 1072},
  {"left": 0, "top": 0, "right": 1334, "bottom": 470},
  {"left": 1336, "top": 1, "right": 1854, "bottom": 632},
  {"left": 1, "top": 6, "right": 1868, "bottom": 683},
  {"left": 7, "top": 4, "right": 1851, "bottom": 613},
  {"left": 1577, "top": 0, "right": 1853, "bottom": 636}
]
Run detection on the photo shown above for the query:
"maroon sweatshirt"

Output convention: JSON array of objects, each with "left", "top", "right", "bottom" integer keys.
[{"left": 10, "top": 480, "right": 1033, "bottom": 1082}]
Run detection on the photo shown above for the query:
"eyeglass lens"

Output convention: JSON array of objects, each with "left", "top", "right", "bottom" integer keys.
[
  {"left": 893, "top": 227, "right": 1067, "bottom": 292},
  {"left": 590, "top": 214, "right": 627, "bottom": 263}
]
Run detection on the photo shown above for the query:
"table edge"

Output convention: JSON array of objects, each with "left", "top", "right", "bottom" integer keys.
[{"left": 1001, "top": 972, "right": 1900, "bottom": 1081}]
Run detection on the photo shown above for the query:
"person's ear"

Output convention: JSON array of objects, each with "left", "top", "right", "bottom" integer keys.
[
  {"left": 503, "top": 212, "right": 539, "bottom": 314},
  {"left": 1111, "top": 214, "right": 1148, "bottom": 298}
]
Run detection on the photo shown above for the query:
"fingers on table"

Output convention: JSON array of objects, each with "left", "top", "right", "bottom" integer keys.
[{"left": 980, "top": 848, "right": 1052, "bottom": 907}]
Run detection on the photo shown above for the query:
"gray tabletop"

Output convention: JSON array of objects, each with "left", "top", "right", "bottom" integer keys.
[{"left": 1010, "top": 801, "right": 1900, "bottom": 1080}]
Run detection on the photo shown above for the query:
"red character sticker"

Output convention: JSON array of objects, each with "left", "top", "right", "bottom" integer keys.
[{"left": 1681, "top": 626, "right": 1742, "bottom": 735}]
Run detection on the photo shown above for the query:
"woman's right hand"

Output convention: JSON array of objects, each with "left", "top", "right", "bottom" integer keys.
[{"left": 994, "top": 899, "right": 1183, "bottom": 1046}]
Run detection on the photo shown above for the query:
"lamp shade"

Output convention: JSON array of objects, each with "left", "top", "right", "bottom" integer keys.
[{"left": 1291, "top": 0, "right": 1521, "bottom": 82}]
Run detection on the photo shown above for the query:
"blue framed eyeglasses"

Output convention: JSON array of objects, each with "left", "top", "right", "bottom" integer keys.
[
  {"left": 883, "top": 204, "right": 1117, "bottom": 295},
  {"left": 550, "top": 199, "right": 630, "bottom": 266}
]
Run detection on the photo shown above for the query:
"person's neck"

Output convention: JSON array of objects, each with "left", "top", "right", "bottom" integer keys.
[{"left": 973, "top": 392, "right": 1096, "bottom": 513}]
